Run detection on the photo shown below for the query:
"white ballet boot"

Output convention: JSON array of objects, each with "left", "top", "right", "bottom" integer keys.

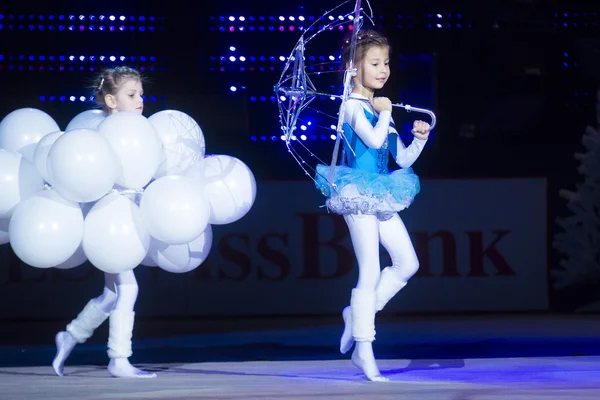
[
  {"left": 340, "top": 267, "right": 407, "bottom": 354},
  {"left": 350, "top": 288, "right": 376, "bottom": 343},
  {"left": 349, "top": 288, "right": 388, "bottom": 382},
  {"left": 53, "top": 300, "right": 110, "bottom": 376},
  {"left": 375, "top": 266, "right": 407, "bottom": 312},
  {"left": 107, "top": 309, "right": 134, "bottom": 360},
  {"left": 106, "top": 309, "right": 156, "bottom": 378}
]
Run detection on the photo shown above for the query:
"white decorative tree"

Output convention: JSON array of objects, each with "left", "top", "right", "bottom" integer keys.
[{"left": 552, "top": 88, "right": 600, "bottom": 311}]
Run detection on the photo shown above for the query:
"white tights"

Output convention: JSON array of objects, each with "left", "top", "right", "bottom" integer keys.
[
  {"left": 95, "top": 270, "right": 138, "bottom": 313},
  {"left": 344, "top": 212, "right": 419, "bottom": 292},
  {"left": 341, "top": 212, "right": 419, "bottom": 382},
  {"left": 53, "top": 270, "right": 156, "bottom": 378}
]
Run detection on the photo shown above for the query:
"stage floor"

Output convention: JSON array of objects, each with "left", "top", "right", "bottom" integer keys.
[
  {"left": 1, "top": 313, "right": 600, "bottom": 398},
  {"left": 1, "top": 356, "right": 600, "bottom": 399}
]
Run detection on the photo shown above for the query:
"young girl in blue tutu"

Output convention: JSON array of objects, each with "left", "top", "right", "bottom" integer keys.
[{"left": 315, "top": 30, "right": 430, "bottom": 382}]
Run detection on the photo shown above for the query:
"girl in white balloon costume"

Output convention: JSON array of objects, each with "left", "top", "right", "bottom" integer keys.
[
  {"left": 315, "top": 30, "right": 430, "bottom": 381},
  {"left": 52, "top": 66, "right": 156, "bottom": 379}
]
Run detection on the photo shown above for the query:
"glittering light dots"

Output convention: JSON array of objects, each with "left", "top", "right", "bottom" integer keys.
[
  {"left": 39, "top": 94, "right": 161, "bottom": 103},
  {"left": 210, "top": 13, "right": 356, "bottom": 32},
  {"left": 0, "top": 13, "right": 161, "bottom": 31}
]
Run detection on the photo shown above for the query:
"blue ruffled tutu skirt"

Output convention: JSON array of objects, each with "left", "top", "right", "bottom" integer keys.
[{"left": 315, "top": 164, "right": 420, "bottom": 220}]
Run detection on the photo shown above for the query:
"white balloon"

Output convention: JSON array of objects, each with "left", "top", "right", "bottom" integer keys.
[
  {"left": 9, "top": 189, "right": 84, "bottom": 268},
  {"left": 0, "top": 218, "right": 9, "bottom": 245},
  {"left": 47, "top": 129, "right": 119, "bottom": 203},
  {"left": 65, "top": 109, "right": 106, "bottom": 132},
  {"left": 132, "top": 161, "right": 155, "bottom": 270},
  {"left": 96, "top": 112, "right": 163, "bottom": 189},
  {"left": 33, "top": 131, "right": 63, "bottom": 184},
  {"left": 0, "top": 108, "right": 60, "bottom": 162},
  {"left": 54, "top": 201, "right": 95, "bottom": 269},
  {"left": 184, "top": 161, "right": 205, "bottom": 184},
  {"left": 0, "top": 149, "right": 45, "bottom": 219},
  {"left": 54, "top": 245, "right": 87, "bottom": 270},
  {"left": 83, "top": 192, "right": 149, "bottom": 273},
  {"left": 199, "top": 155, "right": 257, "bottom": 225},
  {"left": 148, "top": 110, "right": 206, "bottom": 178},
  {"left": 140, "top": 175, "right": 210, "bottom": 245},
  {"left": 149, "top": 225, "right": 213, "bottom": 273}
]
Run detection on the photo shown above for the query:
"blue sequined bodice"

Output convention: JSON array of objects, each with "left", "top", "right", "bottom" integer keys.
[{"left": 343, "top": 107, "right": 390, "bottom": 174}]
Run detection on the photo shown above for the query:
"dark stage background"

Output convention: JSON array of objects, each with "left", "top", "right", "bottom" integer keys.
[{"left": 0, "top": 0, "right": 599, "bottom": 329}]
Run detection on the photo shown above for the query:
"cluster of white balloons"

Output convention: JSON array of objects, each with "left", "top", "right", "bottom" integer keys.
[{"left": 0, "top": 107, "right": 257, "bottom": 274}]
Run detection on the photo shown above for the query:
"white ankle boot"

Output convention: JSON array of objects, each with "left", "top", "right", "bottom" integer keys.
[
  {"left": 375, "top": 266, "right": 407, "bottom": 312},
  {"left": 67, "top": 300, "right": 110, "bottom": 343},
  {"left": 107, "top": 309, "right": 135, "bottom": 359},
  {"left": 53, "top": 300, "right": 110, "bottom": 376},
  {"left": 340, "top": 267, "right": 407, "bottom": 354},
  {"left": 350, "top": 288, "right": 376, "bottom": 342}
]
